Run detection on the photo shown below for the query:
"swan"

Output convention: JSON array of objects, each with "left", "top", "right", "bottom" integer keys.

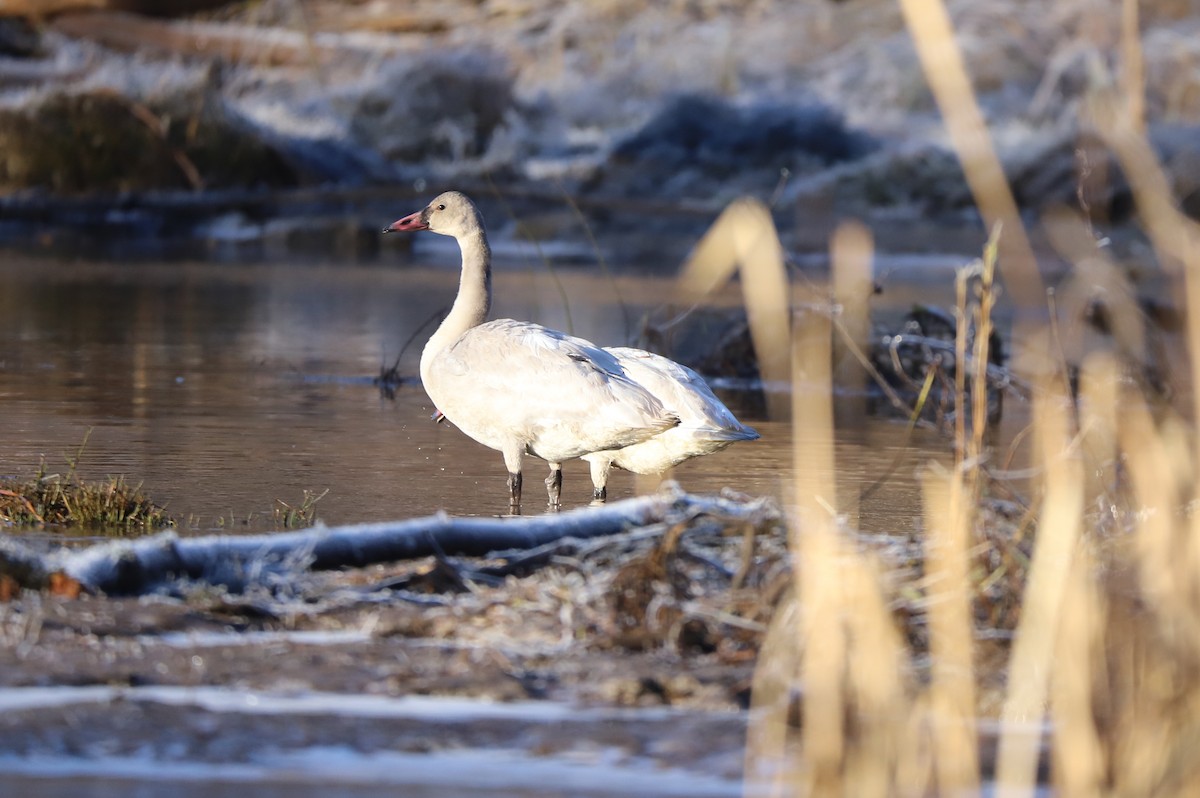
[
  {"left": 582, "top": 348, "right": 760, "bottom": 500},
  {"left": 383, "top": 190, "right": 679, "bottom": 509}
]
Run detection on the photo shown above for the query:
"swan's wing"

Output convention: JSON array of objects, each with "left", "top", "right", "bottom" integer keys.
[
  {"left": 605, "top": 346, "right": 757, "bottom": 437},
  {"left": 428, "top": 321, "right": 678, "bottom": 460}
]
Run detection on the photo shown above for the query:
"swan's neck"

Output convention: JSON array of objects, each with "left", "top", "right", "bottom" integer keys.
[{"left": 420, "top": 228, "right": 491, "bottom": 384}]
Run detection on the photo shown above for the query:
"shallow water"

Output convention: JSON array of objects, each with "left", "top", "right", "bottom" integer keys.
[{"left": 0, "top": 251, "right": 972, "bottom": 533}]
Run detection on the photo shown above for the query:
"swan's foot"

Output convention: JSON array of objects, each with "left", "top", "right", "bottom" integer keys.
[
  {"left": 507, "top": 471, "right": 523, "bottom": 510},
  {"left": 592, "top": 486, "right": 607, "bottom": 503},
  {"left": 545, "top": 465, "right": 562, "bottom": 508}
]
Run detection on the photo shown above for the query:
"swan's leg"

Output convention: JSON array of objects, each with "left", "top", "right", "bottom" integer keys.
[
  {"left": 503, "top": 447, "right": 523, "bottom": 509},
  {"left": 507, "top": 472, "right": 522, "bottom": 508},
  {"left": 588, "top": 457, "right": 611, "bottom": 503},
  {"left": 545, "top": 463, "right": 562, "bottom": 508}
]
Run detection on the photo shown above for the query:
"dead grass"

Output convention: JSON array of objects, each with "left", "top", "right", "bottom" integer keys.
[
  {"left": 661, "top": 0, "right": 1200, "bottom": 794},
  {"left": 0, "top": 444, "right": 171, "bottom": 534}
]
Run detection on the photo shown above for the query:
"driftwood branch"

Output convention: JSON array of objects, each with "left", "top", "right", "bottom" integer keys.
[{"left": 42, "top": 487, "right": 777, "bottom": 596}]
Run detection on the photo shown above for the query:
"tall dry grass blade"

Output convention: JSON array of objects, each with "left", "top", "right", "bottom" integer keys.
[
  {"left": 792, "top": 310, "right": 845, "bottom": 796},
  {"left": 921, "top": 465, "right": 980, "bottom": 794},
  {"left": 1088, "top": 90, "right": 1200, "bottom": 514},
  {"left": 677, "top": 203, "right": 742, "bottom": 300},
  {"left": 842, "top": 554, "right": 909, "bottom": 798},
  {"left": 743, "top": 586, "right": 802, "bottom": 796},
  {"left": 1107, "top": 386, "right": 1200, "bottom": 795},
  {"left": 1118, "top": 390, "right": 1182, "bottom": 611},
  {"left": 1076, "top": 352, "right": 1121, "bottom": 503},
  {"left": 895, "top": 694, "right": 935, "bottom": 795},
  {"left": 830, "top": 220, "right": 874, "bottom": 402},
  {"left": 1049, "top": 544, "right": 1105, "bottom": 797},
  {"left": 1121, "top": 0, "right": 1145, "bottom": 134},
  {"left": 897, "top": 0, "right": 1045, "bottom": 310},
  {"left": 678, "top": 199, "right": 792, "bottom": 417},
  {"left": 791, "top": 310, "right": 838, "bottom": 529},
  {"left": 954, "top": 263, "right": 971, "bottom": 464},
  {"left": 736, "top": 201, "right": 793, "bottom": 410},
  {"left": 970, "top": 227, "right": 1000, "bottom": 458},
  {"left": 995, "top": 382, "right": 1085, "bottom": 793},
  {"left": 743, "top": 286, "right": 843, "bottom": 797}
]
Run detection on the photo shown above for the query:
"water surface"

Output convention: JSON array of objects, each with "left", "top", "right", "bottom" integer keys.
[{"left": 0, "top": 252, "right": 962, "bottom": 532}]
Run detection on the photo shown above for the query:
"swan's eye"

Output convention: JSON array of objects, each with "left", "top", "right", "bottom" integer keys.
[{"left": 436, "top": 204, "right": 446, "bottom": 211}]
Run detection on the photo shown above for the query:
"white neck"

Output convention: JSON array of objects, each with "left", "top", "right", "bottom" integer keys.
[{"left": 420, "top": 228, "right": 491, "bottom": 384}]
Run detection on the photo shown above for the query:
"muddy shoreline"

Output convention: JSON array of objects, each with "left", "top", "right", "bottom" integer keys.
[{"left": 0, "top": 528, "right": 764, "bottom": 791}]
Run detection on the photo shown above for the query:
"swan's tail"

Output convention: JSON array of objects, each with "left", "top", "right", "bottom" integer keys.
[{"left": 686, "top": 424, "right": 760, "bottom": 442}]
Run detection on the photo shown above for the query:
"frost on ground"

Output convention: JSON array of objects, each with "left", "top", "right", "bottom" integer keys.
[
  {"left": 0, "top": 500, "right": 782, "bottom": 790},
  {"left": 2, "top": 0, "right": 1200, "bottom": 223}
]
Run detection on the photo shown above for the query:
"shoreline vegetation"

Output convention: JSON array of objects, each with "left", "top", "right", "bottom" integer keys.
[
  {"left": 0, "top": 433, "right": 324, "bottom": 533},
  {"left": 0, "top": 432, "right": 171, "bottom": 532}
]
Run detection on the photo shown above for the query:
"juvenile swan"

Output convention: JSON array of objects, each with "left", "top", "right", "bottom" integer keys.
[{"left": 384, "top": 191, "right": 678, "bottom": 509}]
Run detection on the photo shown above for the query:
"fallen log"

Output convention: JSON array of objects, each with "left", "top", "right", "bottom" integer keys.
[{"left": 41, "top": 486, "right": 777, "bottom": 596}]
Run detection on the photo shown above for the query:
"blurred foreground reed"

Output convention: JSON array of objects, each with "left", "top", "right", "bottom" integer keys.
[{"left": 673, "top": 1, "right": 1200, "bottom": 794}]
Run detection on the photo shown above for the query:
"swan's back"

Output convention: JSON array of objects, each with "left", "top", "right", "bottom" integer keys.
[{"left": 425, "top": 321, "right": 679, "bottom": 463}]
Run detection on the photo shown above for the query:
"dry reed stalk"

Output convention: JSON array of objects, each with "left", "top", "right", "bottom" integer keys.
[
  {"left": 1106, "top": 385, "right": 1200, "bottom": 795},
  {"left": 969, "top": 229, "right": 999, "bottom": 459},
  {"left": 1048, "top": 543, "right": 1105, "bottom": 797},
  {"left": 840, "top": 554, "right": 908, "bottom": 797},
  {"left": 995, "top": 378, "right": 1085, "bottom": 792},
  {"left": 745, "top": 313, "right": 912, "bottom": 798},
  {"left": 678, "top": 199, "right": 792, "bottom": 417},
  {"left": 830, "top": 220, "right": 873, "bottom": 401},
  {"left": 1119, "top": 391, "right": 1187, "bottom": 625},
  {"left": 921, "top": 465, "right": 980, "bottom": 794},
  {"left": 791, "top": 311, "right": 847, "bottom": 796},
  {"left": 917, "top": 238, "right": 999, "bottom": 798},
  {"left": 743, "top": 583, "right": 801, "bottom": 794},
  {"left": 954, "top": 264, "right": 971, "bottom": 463},
  {"left": 733, "top": 1, "right": 1200, "bottom": 795},
  {"left": 1076, "top": 22, "right": 1200, "bottom": 788},
  {"left": 739, "top": 201, "right": 916, "bottom": 797},
  {"left": 1089, "top": 26, "right": 1200, "bottom": 615},
  {"left": 896, "top": 0, "right": 1044, "bottom": 311},
  {"left": 1121, "top": 0, "right": 1145, "bottom": 134},
  {"left": 1075, "top": 352, "right": 1121, "bottom": 513}
]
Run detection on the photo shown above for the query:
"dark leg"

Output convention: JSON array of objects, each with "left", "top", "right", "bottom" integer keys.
[
  {"left": 507, "top": 471, "right": 522, "bottom": 510},
  {"left": 545, "top": 463, "right": 562, "bottom": 508},
  {"left": 588, "top": 457, "right": 611, "bottom": 504}
]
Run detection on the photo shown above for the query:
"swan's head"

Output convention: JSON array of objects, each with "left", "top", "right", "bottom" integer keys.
[{"left": 382, "top": 191, "right": 483, "bottom": 239}]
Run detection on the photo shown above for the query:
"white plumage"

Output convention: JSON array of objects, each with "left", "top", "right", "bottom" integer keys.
[
  {"left": 384, "top": 190, "right": 757, "bottom": 509},
  {"left": 582, "top": 348, "right": 759, "bottom": 499}
]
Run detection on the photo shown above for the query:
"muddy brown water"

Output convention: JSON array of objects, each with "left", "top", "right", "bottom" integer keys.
[
  {"left": 0, "top": 248, "right": 1031, "bottom": 796},
  {"left": 0, "top": 251, "right": 1000, "bottom": 533}
]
